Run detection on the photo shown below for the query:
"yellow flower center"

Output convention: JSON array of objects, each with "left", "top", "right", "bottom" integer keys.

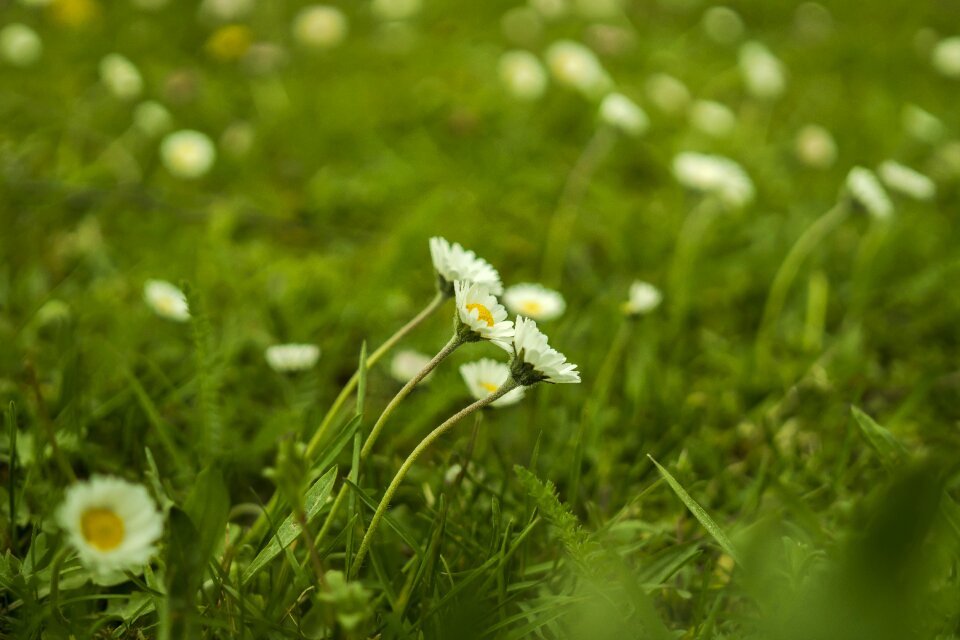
[
  {"left": 480, "top": 381, "right": 499, "bottom": 393},
  {"left": 520, "top": 300, "right": 543, "bottom": 315},
  {"left": 466, "top": 303, "right": 494, "bottom": 327},
  {"left": 156, "top": 295, "right": 176, "bottom": 315},
  {"left": 81, "top": 508, "right": 125, "bottom": 551}
]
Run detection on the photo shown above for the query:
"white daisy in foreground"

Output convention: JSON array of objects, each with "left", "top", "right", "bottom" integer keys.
[
  {"left": 499, "top": 50, "right": 548, "bottom": 101},
  {"left": 510, "top": 316, "right": 580, "bottom": 385},
  {"left": 160, "top": 130, "right": 216, "bottom": 179},
  {"left": 738, "top": 41, "right": 786, "bottom": 100},
  {"left": 99, "top": 54, "right": 143, "bottom": 101},
  {"left": 0, "top": 23, "right": 42, "bottom": 67},
  {"left": 673, "top": 152, "right": 755, "bottom": 209},
  {"left": 265, "top": 344, "right": 321, "bottom": 372},
  {"left": 292, "top": 5, "right": 348, "bottom": 50},
  {"left": 623, "top": 280, "right": 662, "bottom": 316},
  {"left": 143, "top": 279, "right": 190, "bottom": 321},
  {"left": 689, "top": 100, "right": 736, "bottom": 138},
  {"left": 845, "top": 166, "right": 893, "bottom": 220},
  {"left": 599, "top": 92, "right": 649, "bottom": 136},
  {"left": 460, "top": 359, "right": 526, "bottom": 407},
  {"left": 429, "top": 236, "right": 503, "bottom": 295},
  {"left": 57, "top": 476, "right": 164, "bottom": 578},
  {"left": 503, "top": 283, "right": 566, "bottom": 321},
  {"left": 544, "top": 40, "right": 612, "bottom": 99},
  {"left": 795, "top": 124, "right": 837, "bottom": 169},
  {"left": 454, "top": 281, "right": 514, "bottom": 352},
  {"left": 878, "top": 161, "right": 936, "bottom": 201},
  {"left": 932, "top": 36, "right": 960, "bottom": 79},
  {"left": 645, "top": 73, "right": 690, "bottom": 116},
  {"left": 390, "top": 349, "right": 434, "bottom": 383}
]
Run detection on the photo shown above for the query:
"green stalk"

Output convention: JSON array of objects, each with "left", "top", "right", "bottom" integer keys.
[{"left": 668, "top": 196, "right": 723, "bottom": 330}]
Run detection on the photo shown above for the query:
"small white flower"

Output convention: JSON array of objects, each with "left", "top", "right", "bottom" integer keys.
[
  {"left": 689, "top": 100, "right": 736, "bottom": 138},
  {"left": 160, "top": 130, "right": 216, "bottom": 179},
  {"left": 528, "top": 0, "right": 568, "bottom": 20},
  {"left": 599, "top": 92, "right": 649, "bottom": 136},
  {"left": 932, "top": 36, "right": 960, "bottom": 79},
  {"left": 845, "top": 166, "right": 893, "bottom": 220},
  {"left": 738, "top": 41, "right": 786, "bottom": 100},
  {"left": 371, "top": 0, "right": 422, "bottom": 21},
  {"left": 702, "top": 6, "right": 744, "bottom": 45},
  {"left": 499, "top": 50, "right": 548, "bottom": 101},
  {"left": 389, "top": 349, "right": 434, "bottom": 383},
  {"left": 99, "top": 54, "right": 143, "bottom": 101},
  {"left": 545, "top": 40, "right": 612, "bottom": 98},
  {"left": 200, "top": 0, "right": 254, "bottom": 21},
  {"left": 265, "top": 344, "right": 321, "bottom": 372},
  {"left": 672, "top": 151, "right": 755, "bottom": 209},
  {"left": 57, "top": 476, "right": 164, "bottom": 579},
  {"left": 645, "top": 73, "right": 690, "bottom": 115},
  {"left": 878, "top": 161, "right": 936, "bottom": 201},
  {"left": 503, "top": 283, "right": 566, "bottom": 321},
  {"left": 454, "top": 281, "right": 514, "bottom": 352},
  {"left": 902, "top": 104, "right": 945, "bottom": 143},
  {"left": 460, "top": 358, "right": 526, "bottom": 407},
  {"left": 143, "top": 279, "right": 190, "bottom": 321},
  {"left": 133, "top": 101, "right": 173, "bottom": 137},
  {"left": 623, "top": 281, "right": 662, "bottom": 316},
  {"left": 429, "top": 237, "right": 503, "bottom": 295},
  {"left": 511, "top": 316, "right": 580, "bottom": 384},
  {"left": 795, "top": 124, "right": 837, "bottom": 169},
  {"left": 0, "top": 24, "right": 42, "bottom": 67},
  {"left": 292, "top": 5, "right": 348, "bottom": 50}
]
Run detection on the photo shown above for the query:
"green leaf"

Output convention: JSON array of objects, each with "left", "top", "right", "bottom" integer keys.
[{"left": 851, "top": 405, "right": 906, "bottom": 467}]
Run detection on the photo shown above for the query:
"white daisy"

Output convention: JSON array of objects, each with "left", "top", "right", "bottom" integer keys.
[
  {"left": 503, "top": 283, "right": 566, "bottom": 321},
  {"left": 57, "top": 476, "right": 164, "bottom": 578},
  {"left": 932, "top": 36, "right": 960, "bottom": 79},
  {"left": 738, "top": 41, "right": 786, "bottom": 100},
  {"left": 99, "top": 54, "right": 143, "bottom": 101},
  {"left": 265, "top": 344, "right": 321, "bottom": 372},
  {"left": 454, "top": 281, "right": 514, "bottom": 352},
  {"left": 133, "top": 101, "right": 173, "bottom": 138},
  {"left": 429, "top": 237, "right": 503, "bottom": 295},
  {"left": 689, "top": 100, "right": 736, "bottom": 138},
  {"left": 499, "top": 50, "right": 548, "bottom": 101},
  {"left": 371, "top": 0, "right": 422, "bottom": 21},
  {"left": 878, "top": 161, "right": 936, "bottom": 201},
  {"left": 544, "top": 40, "right": 612, "bottom": 98},
  {"left": 460, "top": 359, "right": 526, "bottom": 407},
  {"left": 672, "top": 152, "right": 755, "bottom": 209},
  {"left": 599, "top": 92, "right": 649, "bottom": 136},
  {"left": 623, "top": 280, "right": 662, "bottom": 316},
  {"left": 0, "top": 24, "right": 42, "bottom": 67},
  {"left": 389, "top": 349, "right": 434, "bottom": 383},
  {"left": 292, "top": 5, "right": 348, "bottom": 50},
  {"left": 845, "top": 166, "right": 893, "bottom": 220},
  {"left": 160, "top": 130, "right": 216, "bottom": 179},
  {"left": 510, "top": 316, "right": 580, "bottom": 385},
  {"left": 795, "top": 124, "right": 837, "bottom": 169},
  {"left": 143, "top": 279, "right": 190, "bottom": 321},
  {"left": 645, "top": 73, "right": 690, "bottom": 116}
]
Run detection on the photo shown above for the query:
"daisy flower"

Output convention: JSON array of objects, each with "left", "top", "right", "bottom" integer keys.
[
  {"left": 143, "top": 279, "right": 190, "bottom": 321},
  {"left": 878, "top": 161, "right": 936, "bottom": 201},
  {"left": 499, "top": 50, "right": 548, "bottom": 101},
  {"left": 544, "top": 40, "right": 612, "bottom": 99},
  {"left": 701, "top": 6, "right": 744, "bottom": 45},
  {"left": 599, "top": 92, "right": 649, "bottom": 136},
  {"left": 738, "top": 41, "right": 786, "bottom": 100},
  {"left": 623, "top": 280, "right": 662, "bottom": 316},
  {"left": 454, "top": 281, "right": 514, "bottom": 352},
  {"left": 429, "top": 237, "right": 503, "bottom": 295},
  {"left": 845, "top": 166, "right": 893, "bottom": 219},
  {"left": 390, "top": 349, "right": 434, "bottom": 383},
  {"left": 265, "top": 344, "right": 321, "bottom": 372},
  {"left": 160, "top": 130, "right": 216, "bottom": 179},
  {"left": 292, "top": 5, "right": 348, "bottom": 50},
  {"left": 510, "top": 316, "right": 580, "bottom": 385},
  {"left": 503, "top": 283, "right": 566, "bottom": 321},
  {"left": 460, "top": 358, "right": 526, "bottom": 407},
  {"left": 689, "top": 100, "right": 736, "bottom": 138},
  {"left": 0, "top": 24, "right": 42, "bottom": 67},
  {"left": 99, "top": 54, "right": 143, "bottom": 101},
  {"left": 372, "top": 0, "right": 422, "bottom": 21},
  {"left": 57, "top": 476, "right": 164, "bottom": 579},
  {"left": 932, "top": 36, "right": 960, "bottom": 79},
  {"left": 672, "top": 152, "right": 755, "bottom": 209},
  {"left": 645, "top": 73, "right": 690, "bottom": 116},
  {"left": 133, "top": 101, "right": 173, "bottom": 138},
  {"left": 795, "top": 124, "right": 837, "bottom": 169}
]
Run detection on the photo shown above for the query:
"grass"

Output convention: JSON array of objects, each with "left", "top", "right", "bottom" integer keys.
[{"left": 2, "top": 0, "right": 960, "bottom": 638}]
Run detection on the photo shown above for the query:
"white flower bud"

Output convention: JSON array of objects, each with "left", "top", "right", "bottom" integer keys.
[
  {"left": 599, "top": 92, "right": 649, "bottom": 136},
  {"left": 160, "top": 130, "right": 216, "bottom": 179},
  {"left": 1, "top": 24, "right": 42, "bottom": 67}
]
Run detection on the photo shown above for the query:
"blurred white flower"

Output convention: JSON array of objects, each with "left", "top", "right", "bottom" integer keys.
[
  {"left": 511, "top": 316, "right": 580, "bottom": 384},
  {"left": 902, "top": 104, "right": 945, "bottom": 143},
  {"left": 738, "top": 41, "right": 786, "bottom": 100},
  {"left": 702, "top": 6, "right": 744, "bottom": 45},
  {"left": 200, "top": 0, "right": 254, "bottom": 21},
  {"left": 460, "top": 358, "right": 526, "bottom": 407},
  {"left": 454, "top": 281, "right": 514, "bottom": 352},
  {"left": 292, "top": 5, "right": 348, "bottom": 50},
  {"left": 0, "top": 24, "right": 42, "bottom": 67},
  {"left": 499, "top": 50, "right": 548, "bottom": 101},
  {"left": 673, "top": 151, "right": 755, "bottom": 208},
  {"left": 545, "top": 40, "right": 612, "bottom": 98},
  {"left": 645, "top": 73, "right": 690, "bottom": 115},
  {"left": 133, "top": 101, "right": 173, "bottom": 137},
  {"left": 529, "top": 0, "right": 568, "bottom": 20},
  {"left": 845, "top": 167, "right": 893, "bottom": 220},
  {"left": 878, "top": 161, "right": 936, "bottom": 201},
  {"left": 372, "top": 0, "right": 422, "bottom": 21},
  {"left": 144, "top": 279, "right": 190, "bottom": 321},
  {"left": 390, "top": 349, "right": 434, "bottom": 383},
  {"left": 265, "top": 344, "right": 321, "bottom": 372},
  {"left": 160, "top": 130, "right": 216, "bottom": 179},
  {"left": 932, "top": 36, "right": 960, "bottom": 79},
  {"left": 795, "top": 124, "right": 837, "bottom": 169},
  {"left": 430, "top": 237, "right": 503, "bottom": 295},
  {"left": 100, "top": 54, "right": 143, "bottom": 101},
  {"left": 623, "top": 281, "right": 662, "bottom": 316},
  {"left": 503, "top": 283, "right": 566, "bottom": 321},
  {"left": 599, "top": 92, "right": 649, "bottom": 136},
  {"left": 689, "top": 100, "right": 736, "bottom": 137},
  {"left": 57, "top": 476, "right": 164, "bottom": 579}
]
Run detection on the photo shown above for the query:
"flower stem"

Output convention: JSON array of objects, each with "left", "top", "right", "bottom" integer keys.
[
  {"left": 667, "top": 196, "right": 723, "bottom": 331},
  {"left": 350, "top": 379, "right": 521, "bottom": 577}
]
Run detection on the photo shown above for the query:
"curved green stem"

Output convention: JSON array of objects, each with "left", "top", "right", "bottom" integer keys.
[
  {"left": 351, "top": 379, "right": 521, "bottom": 576},
  {"left": 668, "top": 196, "right": 723, "bottom": 330}
]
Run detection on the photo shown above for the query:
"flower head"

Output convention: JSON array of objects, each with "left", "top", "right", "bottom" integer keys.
[
  {"left": 429, "top": 237, "right": 502, "bottom": 296},
  {"left": 99, "top": 54, "right": 143, "bottom": 101},
  {"left": 932, "top": 36, "right": 960, "bottom": 79},
  {"left": 292, "top": 5, "right": 348, "bottom": 50},
  {"left": 0, "top": 24, "right": 42, "bottom": 67},
  {"left": 160, "top": 130, "right": 216, "bottom": 179},
  {"left": 599, "top": 92, "right": 649, "bottom": 136},
  {"left": 738, "top": 41, "right": 786, "bottom": 100},
  {"left": 672, "top": 151, "right": 754, "bottom": 209},
  {"left": 845, "top": 166, "right": 893, "bottom": 219},
  {"left": 133, "top": 101, "right": 173, "bottom": 137},
  {"left": 702, "top": 6, "right": 744, "bottom": 45},
  {"left": 878, "top": 161, "right": 936, "bottom": 201},
  {"left": 545, "top": 40, "right": 612, "bottom": 98},
  {"left": 510, "top": 316, "right": 580, "bottom": 385},
  {"left": 57, "top": 476, "right": 164, "bottom": 579},
  {"left": 454, "top": 281, "right": 514, "bottom": 352},
  {"left": 795, "top": 124, "right": 837, "bottom": 169},
  {"left": 645, "top": 73, "right": 690, "bottom": 115},
  {"left": 503, "top": 283, "right": 566, "bottom": 321},
  {"left": 143, "top": 279, "right": 190, "bottom": 321},
  {"left": 499, "top": 50, "right": 548, "bottom": 101},
  {"left": 265, "top": 344, "right": 321, "bottom": 372},
  {"left": 390, "top": 349, "right": 434, "bottom": 383},
  {"left": 689, "top": 100, "right": 736, "bottom": 138},
  {"left": 460, "top": 358, "right": 526, "bottom": 407},
  {"left": 623, "top": 280, "right": 662, "bottom": 316}
]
